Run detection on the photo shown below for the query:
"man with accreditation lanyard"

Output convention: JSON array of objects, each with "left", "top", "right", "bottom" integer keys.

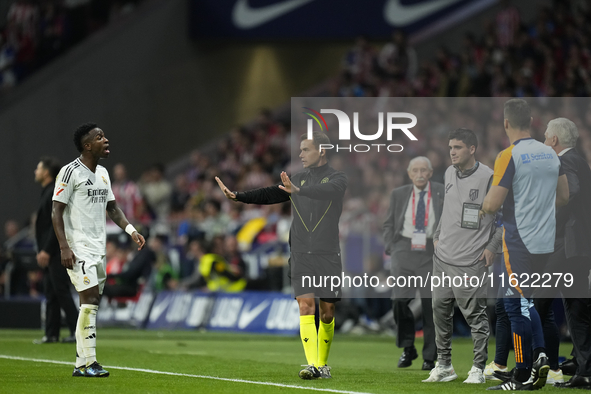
[
  {"left": 383, "top": 156, "right": 444, "bottom": 371},
  {"left": 423, "top": 128, "right": 502, "bottom": 384}
]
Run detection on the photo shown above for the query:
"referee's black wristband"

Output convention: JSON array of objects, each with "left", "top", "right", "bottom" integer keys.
[{"left": 232, "top": 191, "right": 240, "bottom": 202}]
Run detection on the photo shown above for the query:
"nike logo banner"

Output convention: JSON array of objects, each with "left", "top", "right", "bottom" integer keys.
[
  {"left": 384, "top": 0, "right": 463, "bottom": 26},
  {"left": 191, "top": 0, "right": 494, "bottom": 38},
  {"left": 126, "top": 290, "right": 302, "bottom": 335},
  {"left": 238, "top": 300, "right": 270, "bottom": 329},
  {"left": 232, "top": 0, "right": 315, "bottom": 29}
]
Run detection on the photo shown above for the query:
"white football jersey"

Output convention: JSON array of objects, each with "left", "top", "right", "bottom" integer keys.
[{"left": 53, "top": 158, "right": 115, "bottom": 255}]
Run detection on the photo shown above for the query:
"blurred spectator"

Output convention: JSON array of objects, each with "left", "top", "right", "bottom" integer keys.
[
  {"left": 256, "top": 108, "right": 279, "bottom": 136},
  {"left": 134, "top": 196, "right": 156, "bottom": 228},
  {"left": 242, "top": 162, "right": 272, "bottom": 190},
  {"left": 3, "top": 218, "right": 36, "bottom": 296},
  {"left": 111, "top": 163, "right": 142, "bottom": 222},
  {"left": 139, "top": 163, "right": 172, "bottom": 231},
  {"left": 105, "top": 239, "right": 126, "bottom": 276},
  {"left": 201, "top": 200, "right": 230, "bottom": 241},
  {"left": 0, "top": 0, "right": 144, "bottom": 90},
  {"left": 0, "top": 33, "right": 17, "bottom": 89},
  {"left": 178, "top": 237, "right": 246, "bottom": 292},
  {"left": 178, "top": 238, "right": 207, "bottom": 289},
  {"left": 38, "top": 2, "right": 68, "bottom": 65},
  {"left": 6, "top": 0, "right": 39, "bottom": 45},
  {"left": 495, "top": 0, "right": 520, "bottom": 48},
  {"left": 223, "top": 235, "right": 246, "bottom": 281},
  {"left": 4, "top": 219, "right": 20, "bottom": 242},
  {"left": 179, "top": 237, "right": 201, "bottom": 279},
  {"left": 170, "top": 174, "right": 191, "bottom": 215},
  {"left": 177, "top": 204, "right": 205, "bottom": 246},
  {"left": 147, "top": 235, "right": 178, "bottom": 291},
  {"left": 378, "top": 30, "right": 417, "bottom": 82},
  {"left": 225, "top": 204, "right": 245, "bottom": 235},
  {"left": 342, "top": 35, "right": 377, "bottom": 87},
  {"left": 104, "top": 242, "right": 152, "bottom": 298}
]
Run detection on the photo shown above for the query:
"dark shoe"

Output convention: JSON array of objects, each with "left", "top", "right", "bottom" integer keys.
[
  {"left": 532, "top": 354, "right": 550, "bottom": 389},
  {"left": 72, "top": 366, "right": 85, "bottom": 377},
  {"left": 33, "top": 336, "right": 58, "bottom": 344},
  {"left": 397, "top": 347, "right": 418, "bottom": 368},
  {"left": 422, "top": 360, "right": 435, "bottom": 371},
  {"left": 61, "top": 335, "right": 76, "bottom": 343},
  {"left": 298, "top": 365, "right": 320, "bottom": 380},
  {"left": 84, "top": 362, "right": 109, "bottom": 377},
  {"left": 555, "top": 375, "right": 591, "bottom": 389},
  {"left": 493, "top": 367, "right": 515, "bottom": 383},
  {"left": 318, "top": 365, "right": 331, "bottom": 379},
  {"left": 560, "top": 358, "right": 578, "bottom": 376},
  {"left": 487, "top": 377, "right": 534, "bottom": 391}
]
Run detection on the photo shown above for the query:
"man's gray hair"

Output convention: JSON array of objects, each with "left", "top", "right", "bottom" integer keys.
[
  {"left": 407, "top": 156, "right": 433, "bottom": 172},
  {"left": 547, "top": 118, "right": 579, "bottom": 148}
]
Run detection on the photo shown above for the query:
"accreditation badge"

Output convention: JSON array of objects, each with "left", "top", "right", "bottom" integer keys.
[
  {"left": 461, "top": 202, "right": 481, "bottom": 229},
  {"left": 411, "top": 230, "right": 427, "bottom": 251}
]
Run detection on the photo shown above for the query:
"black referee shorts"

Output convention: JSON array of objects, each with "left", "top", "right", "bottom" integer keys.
[{"left": 289, "top": 252, "right": 342, "bottom": 303}]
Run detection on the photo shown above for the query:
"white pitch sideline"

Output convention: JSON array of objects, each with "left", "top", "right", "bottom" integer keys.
[{"left": 0, "top": 355, "right": 372, "bottom": 394}]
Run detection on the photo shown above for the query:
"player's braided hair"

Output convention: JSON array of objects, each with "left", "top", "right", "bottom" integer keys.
[{"left": 73, "top": 122, "right": 99, "bottom": 152}]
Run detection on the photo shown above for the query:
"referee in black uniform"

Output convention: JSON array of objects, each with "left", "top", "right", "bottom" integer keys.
[
  {"left": 33, "top": 157, "right": 78, "bottom": 344},
  {"left": 216, "top": 131, "right": 347, "bottom": 380}
]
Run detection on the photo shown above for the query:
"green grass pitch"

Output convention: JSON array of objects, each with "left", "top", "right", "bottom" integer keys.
[{"left": 0, "top": 328, "right": 566, "bottom": 393}]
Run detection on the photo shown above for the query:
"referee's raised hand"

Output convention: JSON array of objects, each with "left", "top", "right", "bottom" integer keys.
[
  {"left": 215, "top": 176, "right": 237, "bottom": 200},
  {"left": 279, "top": 171, "right": 300, "bottom": 194}
]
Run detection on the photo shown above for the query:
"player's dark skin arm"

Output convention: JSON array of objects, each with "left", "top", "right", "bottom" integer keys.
[
  {"left": 106, "top": 200, "right": 146, "bottom": 250},
  {"left": 52, "top": 201, "right": 75, "bottom": 270}
]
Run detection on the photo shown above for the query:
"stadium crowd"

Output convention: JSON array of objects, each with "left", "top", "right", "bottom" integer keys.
[
  {"left": 0, "top": 0, "right": 143, "bottom": 90},
  {"left": 1, "top": 0, "right": 591, "bottom": 337},
  {"left": 337, "top": 0, "right": 591, "bottom": 98}
]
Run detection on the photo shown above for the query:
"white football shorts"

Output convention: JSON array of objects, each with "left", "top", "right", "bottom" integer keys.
[{"left": 67, "top": 249, "right": 107, "bottom": 294}]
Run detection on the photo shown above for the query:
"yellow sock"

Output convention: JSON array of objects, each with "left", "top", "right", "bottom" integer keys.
[
  {"left": 300, "top": 315, "right": 317, "bottom": 366},
  {"left": 317, "top": 318, "right": 334, "bottom": 366}
]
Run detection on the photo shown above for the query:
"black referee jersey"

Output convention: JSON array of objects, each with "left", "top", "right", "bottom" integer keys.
[{"left": 235, "top": 163, "right": 347, "bottom": 255}]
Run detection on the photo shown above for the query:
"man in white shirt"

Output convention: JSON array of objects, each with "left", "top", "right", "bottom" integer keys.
[{"left": 52, "top": 123, "right": 145, "bottom": 378}]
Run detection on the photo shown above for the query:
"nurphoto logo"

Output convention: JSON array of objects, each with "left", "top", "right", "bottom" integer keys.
[{"left": 303, "top": 107, "right": 418, "bottom": 153}]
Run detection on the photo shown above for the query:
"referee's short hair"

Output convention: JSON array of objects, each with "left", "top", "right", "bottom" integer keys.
[
  {"left": 504, "top": 99, "right": 531, "bottom": 130},
  {"left": 301, "top": 131, "right": 331, "bottom": 151},
  {"left": 546, "top": 118, "right": 579, "bottom": 148},
  {"left": 448, "top": 128, "right": 478, "bottom": 151},
  {"left": 39, "top": 156, "right": 61, "bottom": 179}
]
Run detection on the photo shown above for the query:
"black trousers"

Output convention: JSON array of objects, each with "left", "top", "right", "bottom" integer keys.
[
  {"left": 534, "top": 242, "right": 591, "bottom": 375},
  {"left": 44, "top": 257, "right": 78, "bottom": 338},
  {"left": 563, "top": 297, "right": 591, "bottom": 376},
  {"left": 390, "top": 238, "right": 436, "bottom": 361},
  {"left": 533, "top": 297, "right": 561, "bottom": 370},
  {"left": 393, "top": 295, "right": 436, "bottom": 361}
]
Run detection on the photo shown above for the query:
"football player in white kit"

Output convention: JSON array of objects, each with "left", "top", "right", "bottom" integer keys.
[{"left": 52, "top": 123, "right": 146, "bottom": 377}]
